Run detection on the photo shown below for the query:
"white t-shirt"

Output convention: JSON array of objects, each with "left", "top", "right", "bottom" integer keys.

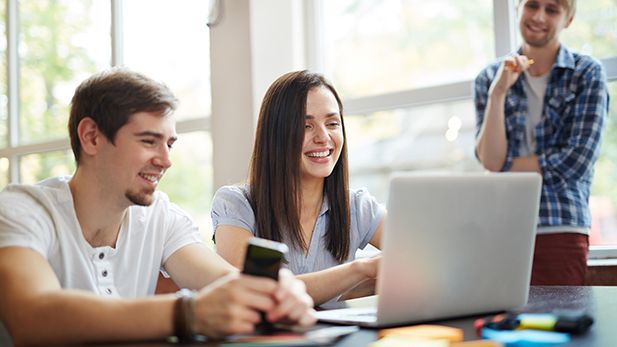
[{"left": 0, "top": 176, "right": 203, "bottom": 298}]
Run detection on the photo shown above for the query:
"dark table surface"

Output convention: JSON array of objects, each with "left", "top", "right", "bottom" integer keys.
[
  {"left": 6, "top": 286, "right": 617, "bottom": 346},
  {"left": 330, "top": 285, "right": 617, "bottom": 347}
]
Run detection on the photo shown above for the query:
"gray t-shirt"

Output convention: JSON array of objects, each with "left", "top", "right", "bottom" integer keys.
[
  {"left": 521, "top": 70, "right": 550, "bottom": 155},
  {"left": 211, "top": 185, "right": 385, "bottom": 276}
]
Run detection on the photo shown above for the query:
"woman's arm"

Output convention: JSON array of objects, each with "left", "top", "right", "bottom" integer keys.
[
  {"left": 214, "top": 225, "right": 255, "bottom": 269},
  {"left": 296, "top": 257, "right": 379, "bottom": 305},
  {"left": 301, "top": 216, "right": 384, "bottom": 304},
  {"left": 215, "top": 224, "right": 379, "bottom": 306}
]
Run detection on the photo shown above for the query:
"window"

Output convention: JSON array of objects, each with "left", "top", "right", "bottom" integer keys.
[
  {"left": 18, "top": 0, "right": 110, "bottom": 145},
  {"left": 123, "top": 0, "right": 211, "bottom": 121},
  {"left": 317, "top": 0, "right": 495, "bottom": 201},
  {"left": 19, "top": 150, "right": 75, "bottom": 184},
  {"left": 0, "top": 0, "right": 213, "bottom": 235},
  {"left": 313, "top": 0, "right": 617, "bottom": 256},
  {"left": 346, "top": 100, "right": 482, "bottom": 202},
  {"left": 322, "top": 0, "right": 494, "bottom": 98},
  {"left": 123, "top": 0, "right": 213, "bottom": 234},
  {"left": 560, "top": 0, "right": 617, "bottom": 59},
  {"left": 157, "top": 131, "right": 213, "bottom": 231}
]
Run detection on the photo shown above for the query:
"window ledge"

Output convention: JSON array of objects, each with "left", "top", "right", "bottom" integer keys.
[
  {"left": 586, "top": 259, "right": 617, "bottom": 285},
  {"left": 588, "top": 258, "right": 617, "bottom": 267}
]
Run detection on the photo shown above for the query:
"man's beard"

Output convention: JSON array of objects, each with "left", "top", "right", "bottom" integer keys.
[
  {"left": 520, "top": 24, "right": 554, "bottom": 48},
  {"left": 524, "top": 35, "right": 551, "bottom": 48},
  {"left": 125, "top": 187, "right": 155, "bottom": 206}
]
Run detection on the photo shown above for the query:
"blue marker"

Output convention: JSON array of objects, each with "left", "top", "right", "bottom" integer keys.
[{"left": 482, "top": 327, "right": 570, "bottom": 347}]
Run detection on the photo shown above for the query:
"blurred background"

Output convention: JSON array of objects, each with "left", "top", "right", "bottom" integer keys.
[{"left": 0, "top": 0, "right": 615, "bottom": 255}]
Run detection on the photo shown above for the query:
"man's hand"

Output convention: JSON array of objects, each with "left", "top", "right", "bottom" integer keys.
[
  {"left": 191, "top": 269, "right": 316, "bottom": 339},
  {"left": 266, "top": 269, "right": 316, "bottom": 326},
  {"left": 192, "top": 272, "right": 276, "bottom": 338},
  {"left": 489, "top": 55, "right": 533, "bottom": 96}
]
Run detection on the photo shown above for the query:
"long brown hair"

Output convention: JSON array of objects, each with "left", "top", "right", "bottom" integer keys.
[{"left": 249, "top": 70, "right": 350, "bottom": 263}]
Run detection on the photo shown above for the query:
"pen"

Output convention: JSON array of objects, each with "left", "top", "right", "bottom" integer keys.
[{"left": 504, "top": 58, "right": 535, "bottom": 71}]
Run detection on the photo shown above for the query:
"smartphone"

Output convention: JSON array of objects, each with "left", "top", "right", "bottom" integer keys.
[{"left": 242, "top": 237, "right": 288, "bottom": 280}]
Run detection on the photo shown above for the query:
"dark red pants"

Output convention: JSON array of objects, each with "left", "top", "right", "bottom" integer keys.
[{"left": 530, "top": 233, "right": 589, "bottom": 285}]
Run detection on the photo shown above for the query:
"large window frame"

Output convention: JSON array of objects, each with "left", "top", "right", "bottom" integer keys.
[
  {"left": 0, "top": 0, "right": 210, "bottom": 186},
  {"left": 306, "top": 0, "right": 617, "bottom": 260}
]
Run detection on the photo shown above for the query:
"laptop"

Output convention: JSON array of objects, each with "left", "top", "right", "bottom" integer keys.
[{"left": 316, "top": 172, "right": 542, "bottom": 327}]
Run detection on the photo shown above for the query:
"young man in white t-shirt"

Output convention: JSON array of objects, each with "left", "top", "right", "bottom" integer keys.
[{"left": 0, "top": 68, "right": 316, "bottom": 345}]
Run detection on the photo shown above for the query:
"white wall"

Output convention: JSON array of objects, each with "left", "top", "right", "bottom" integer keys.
[{"left": 209, "top": 0, "right": 306, "bottom": 190}]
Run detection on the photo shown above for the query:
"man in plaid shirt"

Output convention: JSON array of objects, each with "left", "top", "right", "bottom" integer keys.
[{"left": 474, "top": 0, "right": 609, "bottom": 285}]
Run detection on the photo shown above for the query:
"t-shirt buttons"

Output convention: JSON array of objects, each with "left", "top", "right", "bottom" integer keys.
[
  {"left": 105, "top": 288, "right": 112, "bottom": 295},
  {"left": 98, "top": 253, "right": 105, "bottom": 260},
  {"left": 102, "top": 270, "right": 108, "bottom": 277}
]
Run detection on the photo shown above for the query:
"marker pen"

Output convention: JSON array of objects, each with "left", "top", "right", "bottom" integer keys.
[{"left": 517, "top": 313, "right": 593, "bottom": 334}]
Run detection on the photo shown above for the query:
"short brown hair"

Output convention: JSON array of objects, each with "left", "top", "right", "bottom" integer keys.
[
  {"left": 520, "top": 0, "right": 576, "bottom": 16},
  {"left": 68, "top": 67, "right": 178, "bottom": 164},
  {"left": 558, "top": 0, "right": 576, "bottom": 16}
]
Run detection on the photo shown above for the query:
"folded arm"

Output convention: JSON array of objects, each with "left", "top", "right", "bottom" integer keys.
[{"left": 475, "top": 58, "right": 529, "bottom": 172}]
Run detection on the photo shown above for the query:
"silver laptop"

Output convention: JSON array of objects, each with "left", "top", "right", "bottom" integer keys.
[{"left": 316, "top": 172, "right": 542, "bottom": 327}]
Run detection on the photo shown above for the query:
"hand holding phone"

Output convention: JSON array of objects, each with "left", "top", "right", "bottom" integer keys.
[
  {"left": 242, "top": 238, "right": 289, "bottom": 331},
  {"left": 242, "top": 237, "right": 288, "bottom": 280}
]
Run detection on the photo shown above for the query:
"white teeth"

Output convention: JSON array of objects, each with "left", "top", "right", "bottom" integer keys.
[
  {"left": 307, "top": 150, "right": 330, "bottom": 158},
  {"left": 140, "top": 173, "right": 159, "bottom": 183}
]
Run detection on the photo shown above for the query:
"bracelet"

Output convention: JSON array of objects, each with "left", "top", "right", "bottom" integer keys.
[{"left": 174, "top": 288, "right": 196, "bottom": 342}]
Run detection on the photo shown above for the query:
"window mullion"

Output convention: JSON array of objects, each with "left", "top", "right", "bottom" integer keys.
[
  {"left": 304, "top": 0, "right": 325, "bottom": 73},
  {"left": 343, "top": 81, "right": 472, "bottom": 116},
  {"left": 111, "top": 0, "right": 124, "bottom": 66},
  {"left": 493, "top": 0, "right": 518, "bottom": 57},
  {"left": 7, "top": 0, "right": 19, "bottom": 183},
  {"left": 601, "top": 57, "right": 617, "bottom": 81}
]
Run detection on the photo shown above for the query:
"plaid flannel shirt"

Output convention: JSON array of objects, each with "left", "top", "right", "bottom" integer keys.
[{"left": 474, "top": 45, "right": 609, "bottom": 228}]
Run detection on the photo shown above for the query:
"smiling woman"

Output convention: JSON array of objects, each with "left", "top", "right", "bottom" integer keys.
[
  {"left": 301, "top": 86, "right": 345, "bottom": 184},
  {"left": 211, "top": 70, "right": 387, "bottom": 308}
]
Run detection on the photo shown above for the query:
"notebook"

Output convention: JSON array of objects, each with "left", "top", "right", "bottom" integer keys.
[{"left": 316, "top": 172, "right": 542, "bottom": 327}]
